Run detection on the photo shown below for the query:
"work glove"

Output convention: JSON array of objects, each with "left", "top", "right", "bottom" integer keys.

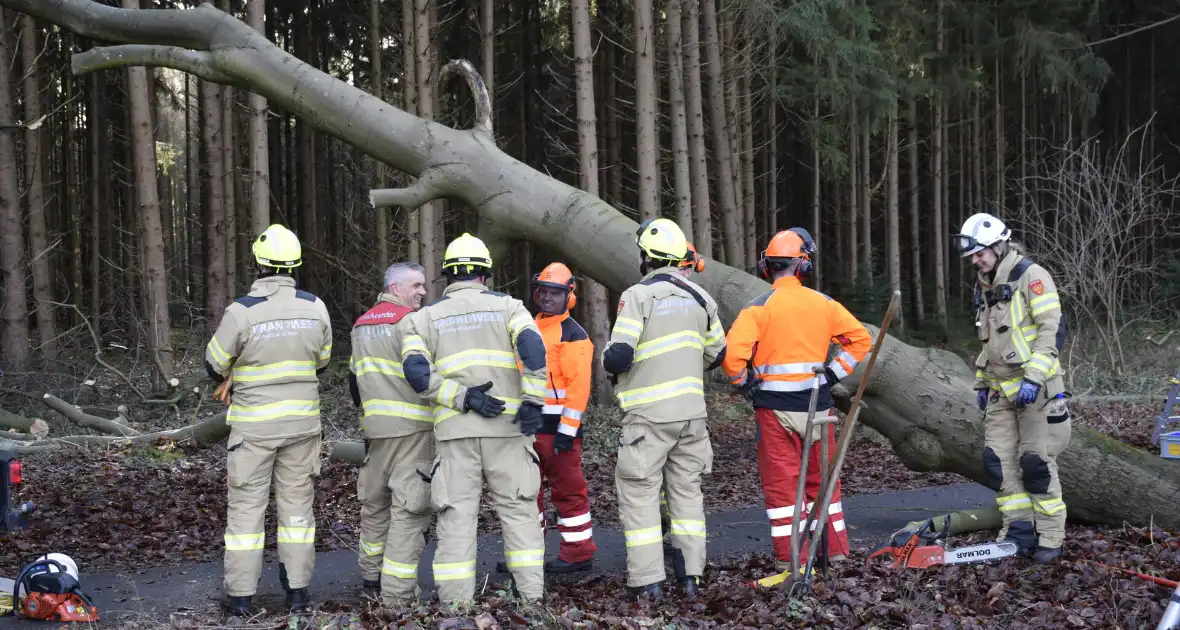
[
  {"left": 464, "top": 381, "right": 507, "bottom": 418},
  {"left": 975, "top": 388, "right": 989, "bottom": 410},
  {"left": 515, "top": 401, "right": 544, "bottom": 435},
  {"left": 734, "top": 371, "right": 762, "bottom": 399},
  {"left": 214, "top": 375, "right": 233, "bottom": 406},
  {"left": 1014, "top": 379, "right": 1041, "bottom": 407},
  {"left": 553, "top": 432, "right": 575, "bottom": 455},
  {"left": 823, "top": 367, "right": 840, "bottom": 387}
]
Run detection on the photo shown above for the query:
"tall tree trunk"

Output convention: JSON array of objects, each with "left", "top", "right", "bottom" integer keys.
[
  {"left": 19, "top": 15, "right": 56, "bottom": 361},
  {"left": 401, "top": 0, "right": 419, "bottom": 263},
  {"left": 122, "top": 0, "right": 172, "bottom": 378},
  {"left": 907, "top": 97, "right": 924, "bottom": 327},
  {"left": 633, "top": 0, "right": 658, "bottom": 222},
  {"left": 202, "top": 78, "right": 227, "bottom": 326},
  {"left": 665, "top": 0, "right": 692, "bottom": 236},
  {"left": 848, "top": 109, "right": 859, "bottom": 280},
  {"left": 993, "top": 49, "right": 1004, "bottom": 207},
  {"left": 480, "top": 0, "right": 493, "bottom": 108},
  {"left": 682, "top": 0, "right": 710, "bottom": 254},
  {"left": 721, "top": 7, "right": 744, "bottom": 264},
  {"left": 248, "top": 0, "right": 269, "bottom": 239},
  {"left": 860, "top": 111, "right": 871, "bottom": 277},
  {"left": 739, "top": 39, "right": 756, "bottom": 270},
  {"left": 886, "top": 103, "right": 902, "bottom": 331},
  {"left": 370, "top": 0, "right": 386, "bottom": 271},
  {"left": 700, "top": 0, "right": 740, "bottom": 265},
  {"left": 414, "top": 0, "right": 439, "bottom": 294},
  {"left": 810, "top": 96, "right": 821, "bottom": 288},
  {"left": 766, "top": 20, "right": 777, "bottom": 236},
  {"left": 220, "top": 0, "right": 237, "bottom": 296},
  {"left": 604, "top": 23, "right": 622, "bottom": 207},
  {"left": 0, "top": 9, "right": 28, "bottom": 370},
  {"left": 570, "top": 0, "right": 611, "bottom": 400},
  {"left": 89, "top": 73, "right": 105, "bottom": 330}
]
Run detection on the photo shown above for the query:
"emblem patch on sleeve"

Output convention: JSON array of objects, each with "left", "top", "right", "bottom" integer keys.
[{"left": 1029, "top": 279, "right": 1044, "bottom": 296}]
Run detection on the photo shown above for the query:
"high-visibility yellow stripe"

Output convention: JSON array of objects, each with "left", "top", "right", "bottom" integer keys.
[
  {"left": 224, "top": 532, "right": 264, "bottom": 551},
  {"left": 505, "top": 548, "right": 544, "bottom": 568},
  {"left": 634, "top": 330, "right": 704, "bottom": 362},
  {"left": 437, "top": 349, "right": 517, "bottom": 375},
  {"left": 228, "top": 400, "right": 320, "bottom": 423},
  {"left": 207, "top": 337, "right": 232, "bottom": 369},
  {"left": 612, "top": 317, "right": 643, "bottom": 340},
  {"left": 352, "top": 356, "right": 405, "bottom": 378},
  {"left": 382, "top": 557, "right": 417, "bottom": 578},
  {"left": 432, "top": 559, "right": 476, "bottom": 581},
  {"left": 617, "top": 377, "right": 703, "bottom": 409},
  {"left": 233, "top": 360, "right": 317, "bottom": 383},
  {"left": 670, "top": 519, "right": 706, "bottom": 537},
  {"left": 361, "top": 398, "right": 433, "bottom": 420},
  {"left": 624, "top": 526, "right": 663, "bottom": 548},
  {"left": 277, "top": 526, "right": 315, "bottom": 544},
  {"left": 1033, "top": 497, "right": 1066, "bottom": 516},
  {"left": 359, "top": 539, "right": 384, "bottom": 556}
]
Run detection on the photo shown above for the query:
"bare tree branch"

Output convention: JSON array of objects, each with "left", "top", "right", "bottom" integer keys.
[
  {"left": 72, "top": 44, "right": 237, "bottom": 84},
  {"left": 439, "top": 59, "right": 493, "bottom": 138},
  {"left": 0, "top": 412, "right": 229, "bottom": 455},
  {"left": 369, "top": 167, "right": 451, "bottom": 209},
  {"left": 42, "top": 393, "right": 139, "bottom": 437}
]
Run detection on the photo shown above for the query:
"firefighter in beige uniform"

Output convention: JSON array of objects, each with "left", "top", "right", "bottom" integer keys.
[
  {"left": 603, "top": 219, "right": 727, "bottom": 600},
  {"left": 204, "top": 224, "right": 332, "bottom": 616},
  {"left": 955, "top": 212, "right": 1071, "bottom": 565},
  {"left": 400, "top": 233, "right": 549, "bottom": 605},
  {"left": 349, "top": 261, "right": 433, "bottom": 604}
]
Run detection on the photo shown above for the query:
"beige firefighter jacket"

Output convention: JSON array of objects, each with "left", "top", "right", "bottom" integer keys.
[
  {"left": 350, "top": 293, "right": 434, "bottom": 439},
  {"left": 972, "top": 248, "right": 1065, "bottom": 400},
  {"left": 400, "top": 281, "right": 548, "bottom": 441},
  {"left": 204, "top": 275, "right": 333, "bottom": 440},
  {"left": 603, "top": 268, "right": 727, "bottom": 423}
]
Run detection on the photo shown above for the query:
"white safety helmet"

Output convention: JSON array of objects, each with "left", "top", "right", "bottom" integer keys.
[
  {"left": 16, "top": 552, "right": 79, "bottom": 598},
  {"left": 953, "top": 213, "right": 1010, "bottom": 257}
]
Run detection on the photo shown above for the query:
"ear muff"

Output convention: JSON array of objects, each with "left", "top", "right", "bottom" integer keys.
[
  {"left": 756, "top": 257, "right": 770, "bottom": 279},
  {"left": 796, "top": 257, "right": 813, "bottom": 277},
  {"left": 693, "top": 254, "right": 706, "bottom": 274},
  {"left": 566, "top": 277, "right": 577, "bottom": 310},
  {"left": 532, "top": 274, "right": 577, "bottom": 313}
]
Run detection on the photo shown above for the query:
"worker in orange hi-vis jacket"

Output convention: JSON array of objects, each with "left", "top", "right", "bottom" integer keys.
[
  {"left": 721, "top": 227, "right": 872, "bottom": 575},
  {"left": 530, "top": 262, "right": 597, "bottom": 573}
]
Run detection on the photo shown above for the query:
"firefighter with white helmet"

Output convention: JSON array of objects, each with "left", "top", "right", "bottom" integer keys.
[
  {"left": 603, "top": 218, "right": 727, "bottom": 600},
  {"left": 204, "top": 224, "right": 333, "bottom": 615},
  {"left": 955, "top": 212, "right": 1071, "bottom": 564},
  {"left": 400, "top": 233, "right": 549, "bottom": 605}
]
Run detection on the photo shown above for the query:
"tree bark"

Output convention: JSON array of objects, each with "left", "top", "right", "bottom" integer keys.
[
  {"left": 665, "top": 0, "right": 692, "bottom": 237},
  {"left": 907, "top": 98, "right": 924, "bottom": 328},
  {"left": 633, "top": 0, "right": 658, "bottom": 222},
  {"left": 932, "top": 0, "right": 947, "bottom": 332},
  {"left": 681, "top": 0, "right": 711, "bottom": 254},
  {"left": 414, "top": 0, "right": 438, "bottom": 294},
  {"left": 401, "top": 0, "right": 419, "bottom": 263},
  {"left": 20, "top": 16, "right": 57, "bottom": 362},
  {"left": 886, "top": 104, "right": 902, "bottom": 330},
  {"left": 0, "top": 9, "right": 30, "bottom": 371},
  {"left": 247, "top": 0, "right": 269, "bottom": 238},
  {"left": 20, "top": 0, "right": 1180, "bottom": 531},
  {"left": 201, "top": 77, "right": 227, "bottom": 324},
  {"left": 700, "top": 0, "right": 740, "bottom": 267},
  {"left": 370, "top": 0, "right": 386, "bottom": 271}
]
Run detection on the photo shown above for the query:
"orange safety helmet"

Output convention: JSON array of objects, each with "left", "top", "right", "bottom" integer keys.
[
  {"left": 679, "top": 241, "right": 706, "bottom": 273},
  {"left": 757, "top": 228, "right": 815, "bottom": 279},
  {"left": 532, "top": 262, "right": 577, "bottom": 313}
]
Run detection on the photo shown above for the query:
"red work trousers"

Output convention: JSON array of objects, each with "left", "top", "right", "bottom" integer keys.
[
  {"left": 755, "top": 407, "right": 850, "bottom": 566},
  {"left": 534, "top": 433, "right": 597, "bottom": 562}
]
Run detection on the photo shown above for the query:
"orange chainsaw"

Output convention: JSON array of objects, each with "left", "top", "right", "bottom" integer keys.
[{"left": 866, "top": 515, "right": 1019, "bottom": 569}]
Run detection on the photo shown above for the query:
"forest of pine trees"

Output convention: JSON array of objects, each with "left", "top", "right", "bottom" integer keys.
[{"left": 0, "top": 0, "right": 1177, "bottom": 398}]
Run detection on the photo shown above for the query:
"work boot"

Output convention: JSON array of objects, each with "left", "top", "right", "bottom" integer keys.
[
  {"left": 680, "top": 576, "right": 701, "bottom": 597},
  {"left": 225, "top": 595, "right": 252, "bottom": 617},
  {"left": 1032, "top": 546, "right": 1063, "bottom": 565},
  {"left": 629, "top": 582, "right": 664, "bottom": 602},
  {"left": 495, "top": 560, "right": 509, "bottom": 573},
  {"left": 362, "top": 578, "right": 381, "bottom": 594},
  {"left": 546, "top": 558, "right": 593, "bottom": 573},
  {"left": 286, "top": 588, "right": 311, "bottom": 614},
  {"left": 1002, "top": 537, "right": 1036, "bottom": 558}
]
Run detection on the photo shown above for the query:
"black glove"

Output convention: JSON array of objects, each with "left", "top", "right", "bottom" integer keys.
[
  {"left": 553, "top": 432, "right": 575, "bottom": 455},
  {"left": 823, "top": 367, "right": 840, "bottom": 387},
  {"left": 608, "top": 373, "right": 618, "bottom": 386},
  {"left": 464, "top": 381, "right": 506, "bottom": 418},
  {"left": 735, "top": 372, "right": 763, "bottom": 399},
  {"left": 515, "top": 401, "right": 544, "bottom": 435}
]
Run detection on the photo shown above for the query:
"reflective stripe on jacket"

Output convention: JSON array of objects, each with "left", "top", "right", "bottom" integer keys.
[
  {"left": 204, "top": 275, "right": 332, "bottom": 439},
  {"left": 401, "top": 281, "right": 548, "bottom": 441},
  {"left": 721, "top": 275, "right": 871, "bottom": 412},
  {"left": 350, "top": 293, "right": 433, "bottom": 438},
  {"left": 972, "top": 249, "right": 1064, "bottom": 399},
  {"left": 603, "top": 270, "right": 726, "bottom": 423},
  {"left": 535, "top": 311, "right": 593, "bottom": 437}
]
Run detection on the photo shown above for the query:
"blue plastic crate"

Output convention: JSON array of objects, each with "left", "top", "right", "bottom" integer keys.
[{"left": 1161, "top": 431, "right": 1180, "bottom": 460}]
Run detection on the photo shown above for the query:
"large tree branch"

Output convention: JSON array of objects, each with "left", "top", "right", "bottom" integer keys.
[
  {"left": 73, "top": 45, "right": 237, "bottom": 84},
  {"left": 0, "top": 412, "right": 229, "bottom": 455},
  {"left": 41, "top": 393, "right": 139, "bottom": 437},
  {"left": 439, "top": 59, "right": 493, "bottom": 138},
  {"left": 0, "top": 0, "right": 219, "bottom": 50}
]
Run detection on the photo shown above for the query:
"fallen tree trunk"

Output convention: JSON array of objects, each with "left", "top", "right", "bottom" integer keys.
[
  {"left": 0, "top": 412, "right": 229, "bottom": 455},
  {"left": 4, "top": 0, "right": 1177, "bottom": 531}
]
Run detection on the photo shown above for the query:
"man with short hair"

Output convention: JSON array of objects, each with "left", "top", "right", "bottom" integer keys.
[{"left": 349, "top": 261, "right": 434, "bottom": 605}]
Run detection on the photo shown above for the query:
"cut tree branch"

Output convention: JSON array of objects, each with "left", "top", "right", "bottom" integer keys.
[
  {"left": 72, "top": 45, "right": 237, "bottom": 84},
  {"left": 0, "top": 412, "right": 229, "bottom": 454},
  {"left": 439, "top": 59, "right": 493, "bottom": 137},
  {"left": 42, "top": 393, "right": 139, "bottom": 437},
  {"left": 369, "top": 167, "right": 450, "bottom": 209}
]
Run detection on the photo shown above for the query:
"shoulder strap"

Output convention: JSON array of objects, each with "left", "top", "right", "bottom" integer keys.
[
  {"left": 1007, "top": 257, "right": 1034, "bottom": 283},
  {"left": 653, "top": 273, "right": 708, "bottom": 310}
]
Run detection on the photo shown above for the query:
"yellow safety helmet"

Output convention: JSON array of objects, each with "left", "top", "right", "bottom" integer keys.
[
  {"left": 442, "top": 232, "right": 493, "bottom": 275},
  {"left": 635, "top": 218, "right": 688, "bottom": 262},
  {"left": 252, "top": 224, "right": 302, "bottom": 269}
]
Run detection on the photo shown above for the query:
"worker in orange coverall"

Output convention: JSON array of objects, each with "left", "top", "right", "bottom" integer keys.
[{"left": 722, "top": 228, "right": 872, "bottom": 573}]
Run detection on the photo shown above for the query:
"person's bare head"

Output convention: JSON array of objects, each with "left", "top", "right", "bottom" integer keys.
[{"left": 384, "top": 262, "right": 427, "bottom": 309}]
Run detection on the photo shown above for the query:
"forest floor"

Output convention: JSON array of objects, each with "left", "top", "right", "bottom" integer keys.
[{"left": 1, "top": 361, "right": 1176, "bottom": 628}]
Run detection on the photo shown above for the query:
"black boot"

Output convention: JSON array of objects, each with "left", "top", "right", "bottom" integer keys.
[
  {"left": 546, "top": 558, "right": 593, "bottom": 573},
  {"left": 495, "top": 560, "right": 509, "bottom": 573},
  {"left": 1032, "top": 546, "right": 1063, "bottom": 565},
  {"left": 629, "top": 582, "right": 664, "bottom": 602},
  {"left": 362, "top": 578, "right": 381, "bottom": 593},
  {"left": 680, "top": 576, "right": 700, "bottom": 597},
  {"left": 225, "top": 595, "right": 252, "bottom": 617},
  {"left": 287, "top": 588, "right": 311, "bottom": 614}
]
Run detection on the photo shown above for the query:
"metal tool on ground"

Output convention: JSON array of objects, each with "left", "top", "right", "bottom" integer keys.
[
  {"left": 9, "top": 554, "right": 99, "bottom": 622},
  {"left": 1151, "top": 371, "right": 1180, "bottom": 460},
  {"left": 753, "top": 290, "right": 900, "bottom": 592},
  {"left": 865, "top": 515, "right": 1019, "bottom": 569}
]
